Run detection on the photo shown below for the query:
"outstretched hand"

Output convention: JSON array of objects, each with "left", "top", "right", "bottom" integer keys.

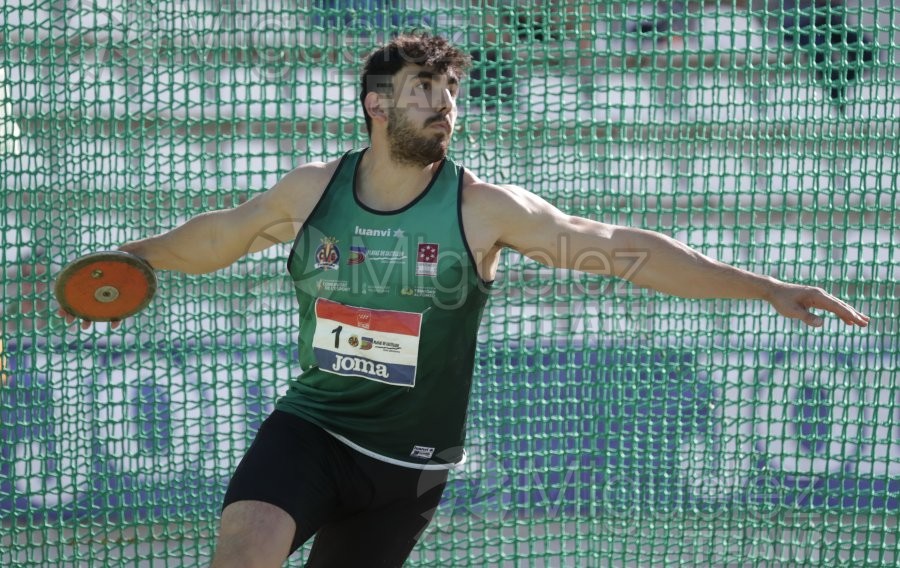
[
  {"left": 57, "top": 308, "right": 122, "bottom": 331},
  {"left": 766, "top": 283, "right": 870, "bottom": 328}
]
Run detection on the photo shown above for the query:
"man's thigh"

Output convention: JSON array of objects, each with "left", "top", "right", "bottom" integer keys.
[
  {"left": 304, "top": 469, "right": 448, "bottom": 567},
  {"left": 221, "top": 411, "right": 359, "bottom": 553}
]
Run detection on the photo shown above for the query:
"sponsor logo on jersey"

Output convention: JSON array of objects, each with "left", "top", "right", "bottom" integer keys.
[
  {"left": 363, "top": 283, "right": 393, "bottom": 295},
  {"left": 346, "top": 335, "right": 384, "bottom": 352},
  {"left": 416, "top": 243, "right": 439, "bottom": 276},
  {"left": 354, "top": 226, "right": 406, "bottom": 239},
  {"left": 371, "top": 339, "right": 401, "bottom": 352},
  {"left": 366, "top": 249, "right": 407, "bottom": 263},
  {"left": 355, "top": 226, "right": 392, "bottom": 237},
  {"left": 314, "top": 237, "right": 340, "bottom": 270},
  {"left": 316, "top": 279, "right": 351, "bottom": 292},
  {"left": 401, "top": 287, "right": 436, "bottom": 298},
  {"left": 348, "top": 245, "right": 367, "bottom": 265},
  {"left": 331, "top": 355, "right": 389, "bottom": 379},
  {"left": 410, "top": 445, "right": 435, "bottom": 460}
]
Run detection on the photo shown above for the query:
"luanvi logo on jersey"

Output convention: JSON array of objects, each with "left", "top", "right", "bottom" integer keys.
[
  {"left": 355, "top": 226, "right": 406, "bottom": 239},
  {"left": 410, "top": 445, "right": 435, "bottom": 460}
]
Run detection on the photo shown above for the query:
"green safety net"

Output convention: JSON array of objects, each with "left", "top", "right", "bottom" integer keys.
[{"left": 1, "top": 1, "right": 898, "bottom": 566}]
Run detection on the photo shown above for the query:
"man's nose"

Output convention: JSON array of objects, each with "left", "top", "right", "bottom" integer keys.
[{"left": 434, "top": 88, "right": 453, "bottom": 114}]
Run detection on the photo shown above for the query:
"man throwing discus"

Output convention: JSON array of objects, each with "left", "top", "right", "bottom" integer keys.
[{"left": 60, "top": 32, "right": 869, "bottom": 568}]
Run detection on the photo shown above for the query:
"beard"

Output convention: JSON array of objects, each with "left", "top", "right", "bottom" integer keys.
[{"left": 386, "top": 107, "right": 449, "bottom": 167}]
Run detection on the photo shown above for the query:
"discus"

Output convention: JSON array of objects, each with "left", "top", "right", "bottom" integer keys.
[{"left": 54, "top": 251, "right": 157, "bottom": 321}]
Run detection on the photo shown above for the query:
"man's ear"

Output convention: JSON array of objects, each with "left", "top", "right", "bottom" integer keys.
[{"left": 364, "top": 91, "right": 388, "bottom": 123}]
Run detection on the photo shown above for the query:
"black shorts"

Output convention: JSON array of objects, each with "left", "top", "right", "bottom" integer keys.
[{"left": 222, "top": 410, "right": 449, "bottom": 566}]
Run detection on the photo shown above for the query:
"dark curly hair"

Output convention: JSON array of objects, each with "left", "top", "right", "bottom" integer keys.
[{"left": 360, "top": 32, "right": 471, "bottom": 136}]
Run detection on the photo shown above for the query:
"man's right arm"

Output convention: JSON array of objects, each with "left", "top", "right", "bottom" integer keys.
[{"left": 118, "top": 162, "right": 332, "bottom": 274}]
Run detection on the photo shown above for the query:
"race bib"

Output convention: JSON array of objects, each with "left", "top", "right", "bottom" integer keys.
[{"left": 312, "top": 298, "right": 423, "bottom": 386}]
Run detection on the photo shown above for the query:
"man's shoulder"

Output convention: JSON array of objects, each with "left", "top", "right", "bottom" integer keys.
[
  {"left": 255, "top": 158, "right": 344, "bottom": 223},
  {"left": 461, "top": 171, "right": 529, "bottom": 207},
  {"left": 273, "top": 157, "right": 343, "bottom": 194},
  {"left": 288, "top": 157, "right": 342, "bottom": 182}
]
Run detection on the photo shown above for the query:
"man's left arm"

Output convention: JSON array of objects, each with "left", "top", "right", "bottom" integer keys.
[{"left": 484, "top": 183, "right": 869, "bottom": 328}]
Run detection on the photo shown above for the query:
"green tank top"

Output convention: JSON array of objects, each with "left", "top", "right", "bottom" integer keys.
[{"left": 276, "top": 149, "right": 491, "bottom": 469}]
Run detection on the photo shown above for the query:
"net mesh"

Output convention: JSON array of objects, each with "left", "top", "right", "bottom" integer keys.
[{"left": 2, "top": 1, "right": 898, "bottom": 566}]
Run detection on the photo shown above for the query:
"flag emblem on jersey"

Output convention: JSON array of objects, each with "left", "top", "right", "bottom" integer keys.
[
  {"left": 416, "top": 243, "right": 439, "bottom": 276},
  {"left": 312, "top": 298, "right": 423, "bottom": 386},
  {"left": 348, "top": 245, "right": 367, "bottom": 265}
]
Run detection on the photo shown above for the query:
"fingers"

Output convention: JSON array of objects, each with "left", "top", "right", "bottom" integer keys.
[
  {"left": 801, "top": 311, "right": 825, "bottom": 328},
  {"left": 774, "top": 285, "right": 871, "bottom": 328},
  {"left": 57, "top": 307, "right": 89, "bottom": 329},
  {"left": 55, "top": 308, "right": 125, "bottom": 331},
  {"left": 809, "top": 289, "right": 870, "bottom": 327},
  {"left": 800, "top": 288, "right": 870, "bottom": 328}
]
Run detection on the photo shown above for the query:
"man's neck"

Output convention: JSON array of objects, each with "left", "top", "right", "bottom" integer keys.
[{"left": 356, "top": 143, "right": 442, "bottom": 211}]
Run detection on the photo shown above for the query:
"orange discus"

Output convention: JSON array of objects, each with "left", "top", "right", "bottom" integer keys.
[{"left": 54, "top": 251, "right": 157, "bottom": 322}]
